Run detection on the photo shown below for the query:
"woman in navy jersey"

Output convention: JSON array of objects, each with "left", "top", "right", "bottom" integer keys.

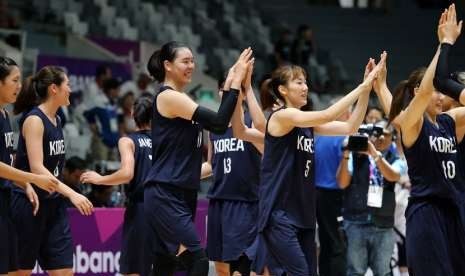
[
  {"left": 80, "top": 95, "right": 153, "bottom": 276},
  {"left": 144, "top": 41, "right": 252, "bottom": 276},
  {"left": 11, "top": 66, "right": 93, "bottom": 276},
  {"left": 386, "top": 7, "right": 465, "bottom": 275},
  {"left": 0, "top": 57, "right": 58, "bottom": 276},
  {"left": 230, "top": 55, "right": 384, "bottom": 275},
  {"left": 201, "top": 61, "right": 265, "bottom": 276}
]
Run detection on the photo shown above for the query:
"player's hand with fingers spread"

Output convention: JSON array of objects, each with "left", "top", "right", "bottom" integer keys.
[
  {"left": 25, "top": 183, "right": 39, "bottom": 216},
  {"left": 32, "top": 174, "right": 59, "bottom": 194},
  {"left": 70, "top": 192, "right": 94, "bottom": 216},
  {"left": 439, "top": 4, "right": 463, "bottom": 45},
  {"left": 80, "top": 171, "right": 103, "bottom": 185}
]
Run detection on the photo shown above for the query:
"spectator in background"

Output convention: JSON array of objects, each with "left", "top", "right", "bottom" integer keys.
[
  {"left": 63, "top": 156, "right": 87, "bottom": 194},
  {"left": 273, "top": 27, "right": 293, "bottom": 68},
  {"left": 84, "top": 78, "right": 122, "bottom": 161},
  {"left": 120, "top": 72, "right": 154, "bottom": 98},
  {"left": 118, "top": 91, "right": 137, "bottom": 135},
  {"left": 84, "top": 64, "right": 112, "bottom": 108},
  {"left": 88, "top": 184, "right": 114, "bottom": 208},
  {"left": 315, "top": 98, "right": 350, "bottom": 276},
  {"left": 336, "top": 119, "right": 406, "bottom": 276},
  {"left": 365, "top": 105, "right": 384, "bottom": 124},
  {"left": 291, "top": 25, "right": 317, "bottom": 67}
]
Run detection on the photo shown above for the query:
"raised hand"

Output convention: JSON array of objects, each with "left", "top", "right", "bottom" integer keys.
[
  {"left": 231, "top": 47, "right": 254, "bottom": 87},
  {"left": 32, "top": 174, "right": 59, "bottom": 194},
  {"left": 363, "top": 57, "right": 376, "bottom": 81},
  {"left": 438, "top": 9, "right": 448, "bottom": 43},
  {"left": 242, "top": 58, "right": 255, "bottom": 90},
  {"left": 373, "top": 51, "right": 388, "bottom": 93},
  {"left": 439, "top": 4, "right": 463, "bottom": 45},
  {"left": 369, "top": 52, "right": 387, "bottom": 81}
]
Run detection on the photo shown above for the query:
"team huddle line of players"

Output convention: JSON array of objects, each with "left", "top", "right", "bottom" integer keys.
[{"left": 1, "top": 3, "right": 465, "bottom": 276}]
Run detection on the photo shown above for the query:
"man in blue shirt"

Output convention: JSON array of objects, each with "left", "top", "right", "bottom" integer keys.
[
  {"left": 315, "top": 102, "right": 350, "bottom": 276},
  {"left": 84, "top": 78, "right": 121, "bottom": 161},
  {"left": 315, "top": 135, "right": 347, "bottom": 276}
]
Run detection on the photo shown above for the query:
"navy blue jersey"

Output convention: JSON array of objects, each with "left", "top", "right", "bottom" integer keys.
[
  {"left": 404, "top": 114, "right": 464, "bottom": 201},
  {"left": 144, "top": 86, "right": 203, "bottom": 190},
  {"left": 258, "top": 108, "right": 315, "bottom": 230},
  {"left": 208, "top": 113, "right": 261, "bottom": 201},
  {"left": 0, "top": 110, "right": 13, "bottom": 190},
  {"left": 14, "top": 107, "right": 65, "bottom": 199},
  {"left": 126, "top": 130, "right": 152, "bottom": 201}
]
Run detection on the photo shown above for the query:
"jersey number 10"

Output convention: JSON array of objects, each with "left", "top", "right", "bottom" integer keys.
[{"left": 442, "top": 160, "right": 455, "bottom": 180}]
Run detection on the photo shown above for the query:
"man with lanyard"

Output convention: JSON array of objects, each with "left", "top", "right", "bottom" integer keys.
[{"left": 336, "top": 119, "right": 407, "bottom": 276}]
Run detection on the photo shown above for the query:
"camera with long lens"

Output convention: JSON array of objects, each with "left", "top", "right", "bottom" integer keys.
[{"left": 347, "top": 124, "right": 384, "bottom": 152}]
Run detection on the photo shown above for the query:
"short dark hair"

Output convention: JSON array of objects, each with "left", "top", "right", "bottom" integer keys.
[
  {"left": 96, "top": 64, "right": 110, "bottom": 79},
  {"left": 133, "top": 95, "right": 153, "bottom": 128},
  {"left": 103, "top": 78, "right": 121, "bottom": 94},
  {"left": 65, "top": 156, "right": 87, "bottom": 172}
]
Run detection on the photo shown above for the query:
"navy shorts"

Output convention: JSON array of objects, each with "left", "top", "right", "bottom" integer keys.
[
  {"left": 0, "top": 188, "right": 17, "bottom": 274},
  {"left": 252, "top": 234, "right": 284, "bottom": 276},
  {"left": 120, "top": 201, "right": 152, "bottom": 276},
  {"left": 406, "top": 201, "right": 465, "bottom": 276},
  {"left": 144, "top": 182, "right": 201, "bottom": 255},
  {"left": 206, "top": 199, "right": 257, "bottom": 262},
  {"left": 262, "top": 210, "right": 317, "bottom": 276},
  {"left": 10, "top": 193, "right": 73, "bottom": 270}
]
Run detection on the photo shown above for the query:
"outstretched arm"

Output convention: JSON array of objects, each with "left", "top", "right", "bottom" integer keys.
[
  {"left": 434, "top": 4, "right": 465, "bottom": 104},
  {"left": 242, "top": 61, "right": 266, "bottom": 133},
  {"left": 316, "top": 55, "right": 386, "bottom": 135},
  {"left": 231, "top": 95, "right": 265, "bottom": 153},
  {"left": 373, "top": 52, "right": 393, "bottom": 118},
  {"left": 80, "top": 137, "right": 135, "bottom": 185}
]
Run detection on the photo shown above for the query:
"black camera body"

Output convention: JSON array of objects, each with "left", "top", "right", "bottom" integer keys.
[{"left": 347, "top": 124, "right": 384, "bottom": 152}]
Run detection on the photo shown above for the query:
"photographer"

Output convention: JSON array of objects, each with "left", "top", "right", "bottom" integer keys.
[{"left": 336, "top": 119, "right": 407, "bottom": 276}]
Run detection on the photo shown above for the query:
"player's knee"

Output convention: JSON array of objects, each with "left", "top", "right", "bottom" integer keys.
[{"left": 214, "top": 261, "right": 230, "bottom": 276}]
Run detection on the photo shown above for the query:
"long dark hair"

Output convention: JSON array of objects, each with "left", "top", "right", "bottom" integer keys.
[
  {"left": 14, "top": 66, "right": 66, "bottom": 114},
  {"left": 261, "top": 65, "right": 312, "bottom": 111},
  {"left": 388, "top": 68, "right": 426, "bottom": 123},
  {"left": 147, "top": 41, "right": 191, "bottom": 82},
  {"left": 0, "top": 56, "right": 18, "bottom": 82}
]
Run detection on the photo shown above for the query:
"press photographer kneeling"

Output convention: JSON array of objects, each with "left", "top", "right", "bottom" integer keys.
[{"left": 336, "top": 119, "right": 407, "bottom": 276}]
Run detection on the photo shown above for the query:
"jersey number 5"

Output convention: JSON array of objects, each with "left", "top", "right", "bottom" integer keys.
[{"left": 305, "top": 160, "right": 311, "bottom": 177}]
